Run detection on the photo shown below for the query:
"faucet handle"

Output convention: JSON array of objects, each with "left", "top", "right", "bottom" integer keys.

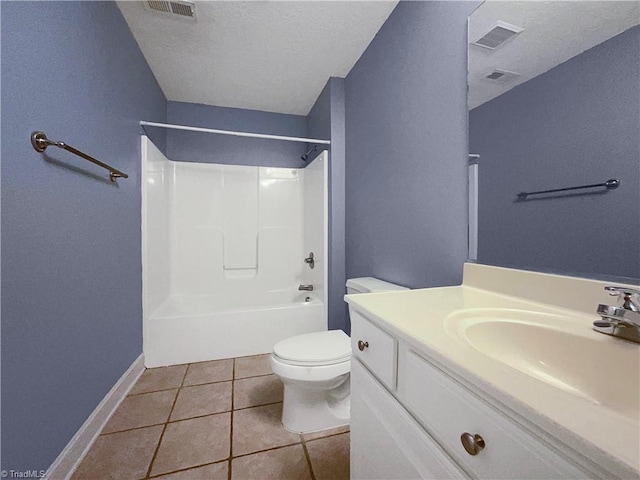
[
  {"left": 304, "top": 252, "right": 315, "bottom": 269},
  {"left": 605, "top": 286, "right": 640, "bottom": 311}
]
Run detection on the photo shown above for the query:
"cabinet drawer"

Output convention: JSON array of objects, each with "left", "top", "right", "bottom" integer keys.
[
  {"left": 350, "top": 310, "right": 398, "bottom": 390},
  {"left": 401, "top": 351, "right": 588, "bottom": 480}
]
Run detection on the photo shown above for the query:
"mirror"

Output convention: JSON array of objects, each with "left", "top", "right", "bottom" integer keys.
[{"left": 468, "top": 1, "right": 640, "bottom": 282}]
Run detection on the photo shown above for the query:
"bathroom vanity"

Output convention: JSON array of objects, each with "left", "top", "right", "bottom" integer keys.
[{"left": 345, "top": 264, "right": 640, "bottom": 480}]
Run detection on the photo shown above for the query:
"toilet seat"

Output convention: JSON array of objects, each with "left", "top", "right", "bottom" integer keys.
[
  {"left": 273, "top": 330, "right": 351, "bottom": 366},
  {"left": 270, "top": 355, "right": 350, "bottom": 383}
]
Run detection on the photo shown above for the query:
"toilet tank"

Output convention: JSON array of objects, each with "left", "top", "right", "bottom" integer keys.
[{"left": 345, "top": 277, "right": 408, "bottom": 294}]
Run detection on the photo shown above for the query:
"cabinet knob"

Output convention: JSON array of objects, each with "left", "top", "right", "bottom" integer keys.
[
  {"left": 357, "top": 340, "right": 369, "bottom": 351},
  {"left": 460, "top": 432, "right": 485, "bottom": 456}
]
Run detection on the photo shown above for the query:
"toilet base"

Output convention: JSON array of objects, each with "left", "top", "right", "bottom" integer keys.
[{"left": 280, "top": 376, "right": 350, "bottom": 434}]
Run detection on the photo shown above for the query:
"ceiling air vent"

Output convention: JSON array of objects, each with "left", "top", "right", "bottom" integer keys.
[
  {"left": 473, "top": 21, "right": 523, "bottom": 50},
  {"left": 484, "top": 69, "right": 521, "bottom": 82},
  {"left": 146, "top": 1, "right": 196, "bottom": 20}
]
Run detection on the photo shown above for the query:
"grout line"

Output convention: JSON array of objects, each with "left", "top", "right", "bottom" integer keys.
[
  {"left": 231, "top": 440, "right": 303, "bottom": 461},
  {"left": 300, "top": 436, "right": 317, "bottom": 480},
  {"left": 130, "top": 379, "right": 234, "bottom": 402},
  {"left": 100, "top": 422, "right": 168, "bottom": 437},
  {"left": 144, "top": 365, "right": 190, "bottom": 479},
  {"left": 130, "top": 373, "right": 271, "bottom": 397},
  {"left": 303, "top": 429, "right": 351, "bottom": 443},
  {"left": 100, "top": 410, "right": 236, "bottom": 436},
  {"left": 127, "top": 386, "right": 182, "bottom": 397},
  {"left": 233, "top": 400, "right": 282, "bottom": 413},
  {"left": 167, "top": 409, "right": 232, "bottom": 424},
  {"left": 228, "top": 359, "right": 235, "bottom": 480},
  {"left": 180, "top": 377, "right": 237, "bottom": 389},
  {"left": 147, "top": 459, "right": 227, "bottom": 479},
  {"left": 233, "top": 372, "right": 274, "bottom": 381}
]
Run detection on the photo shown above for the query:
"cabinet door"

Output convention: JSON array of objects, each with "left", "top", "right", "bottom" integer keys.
[{"left": 351, "top": 359, "right": 467, "bottom": 480}]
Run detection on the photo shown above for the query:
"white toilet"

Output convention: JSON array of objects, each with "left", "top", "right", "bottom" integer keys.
[{"left": 270, "top": 277, "right": 408, "bottom": 433}]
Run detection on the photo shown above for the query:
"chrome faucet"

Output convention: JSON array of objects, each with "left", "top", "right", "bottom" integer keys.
[
  {"left": 593, "top": 286, "right": 640, "bottom": 344},
  {"left": 298, "top": 284, "right": 314, "bottom": 291}
]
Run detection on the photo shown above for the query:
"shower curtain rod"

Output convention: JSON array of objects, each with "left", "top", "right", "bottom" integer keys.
[{"left": 140, "top": 121, "right": 331, "bottom": 145}]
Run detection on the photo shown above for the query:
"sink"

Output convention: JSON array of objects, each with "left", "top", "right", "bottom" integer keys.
[{"left": 445, "top": 309, "right": 640, "bottom": 420}]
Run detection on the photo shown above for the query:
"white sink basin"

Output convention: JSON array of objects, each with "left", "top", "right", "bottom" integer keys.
[{"left": 445, "top": 309, "right": 640, "bottom": 420}]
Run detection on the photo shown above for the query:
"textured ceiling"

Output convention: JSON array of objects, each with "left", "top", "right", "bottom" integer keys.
[
  {"left": 117, "top": 1, "right": 397, "bottom": 115},
  {"left": 468, "top": 1, "right": 640, "bottom": 110}
]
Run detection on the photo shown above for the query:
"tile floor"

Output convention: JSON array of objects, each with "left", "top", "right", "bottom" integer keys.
[{"left": 72, "top": 354, "right": 350, "bottom": 480}]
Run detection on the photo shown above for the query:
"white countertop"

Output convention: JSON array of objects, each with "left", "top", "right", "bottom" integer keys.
[{"left": 345, "top": 264, "right": 640, "bottom": 478}]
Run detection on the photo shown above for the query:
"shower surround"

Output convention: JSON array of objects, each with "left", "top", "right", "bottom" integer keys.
[{"left": 142, "top": 136, "right": 327, "bottom": 367}]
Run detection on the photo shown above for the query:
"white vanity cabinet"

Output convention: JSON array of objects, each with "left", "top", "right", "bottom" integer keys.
[{"left": 350, "top": 310, "right": 594, "bottom": 480}]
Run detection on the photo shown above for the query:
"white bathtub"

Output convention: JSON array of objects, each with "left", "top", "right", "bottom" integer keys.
[{"left": 144, "top": 292, "right": 326, "bottom": 367}]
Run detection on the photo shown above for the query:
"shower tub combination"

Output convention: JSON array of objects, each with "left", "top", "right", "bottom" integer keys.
[
  {"left": 141, "top": 135, "right": 328, "bottom": 367},
  {"left": 147, "top": 293, "right": 324, "bottom": 367}
]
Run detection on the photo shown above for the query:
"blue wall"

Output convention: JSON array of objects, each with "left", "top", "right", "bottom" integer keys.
[
  {"left": 470, "top": 26, "right": 640, "bottom": 281},
  {"left": 1, "top": 1, "right": 166, "bottom": 471},
  {"left": 307, "top": 78, "right": 347, "bottom": 333},
  {"left": 165, "top": 101, "right": 308, "bottom": 167},
  {"left": 344, "top": 1, "right": 480, "bottom": 290}
]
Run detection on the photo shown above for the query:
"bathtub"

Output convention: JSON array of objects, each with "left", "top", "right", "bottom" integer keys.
[{"left": 144, "top": 291, "right": 326, "bottom": 367}]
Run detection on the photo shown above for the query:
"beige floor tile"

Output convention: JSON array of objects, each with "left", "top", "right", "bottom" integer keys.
[
  {"left": 231, "top": 444, "right": 311, "bottom": 480},
  {"left": 170, "top": 382, "right": 232, "bottom": 421},
  {"left": 234, "top": 374, "right": 283, "bottom": 410},
  {"left": 151, "top": 413, "right": 231, "bottom": 476},
  {"left": 103, "top": 389, "right": 177, "bottom": 433},
  {"left": 130, "top": 365, "right": 187, "bottom": 394},
  {"left": 232, "top": 403, "right": 300, "bottom": 456},
  {"left": 72, "top": 425, "right": 162, "bottom": 479},
  {"left": 183, "top": 359, "right": 233, "bottom": 386},
  {"left": 301, "top": 424, "right": 350, "bottom": 442},
  {"left": 152, "top": 461, "right": 228, "bottom": 479},
  {"left": 234, "top": 354, "right": 272, "bottom": 379},
  {"left": 305, "top": 432, "right": 350, "bottom": 480}
]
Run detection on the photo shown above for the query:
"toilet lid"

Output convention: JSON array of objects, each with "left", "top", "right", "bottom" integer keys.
[{"left": 273, "top": 330, "right": 351, "bottom": 366}]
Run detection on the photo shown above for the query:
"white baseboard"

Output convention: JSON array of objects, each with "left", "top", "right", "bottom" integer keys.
[{"left": 44, "top": 354, "right": 146, "bottom": 480}]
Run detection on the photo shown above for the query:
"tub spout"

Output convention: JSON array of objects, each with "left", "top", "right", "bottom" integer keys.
[{"left": 298, "top": 284, "right": 314, "bottom": 291}]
